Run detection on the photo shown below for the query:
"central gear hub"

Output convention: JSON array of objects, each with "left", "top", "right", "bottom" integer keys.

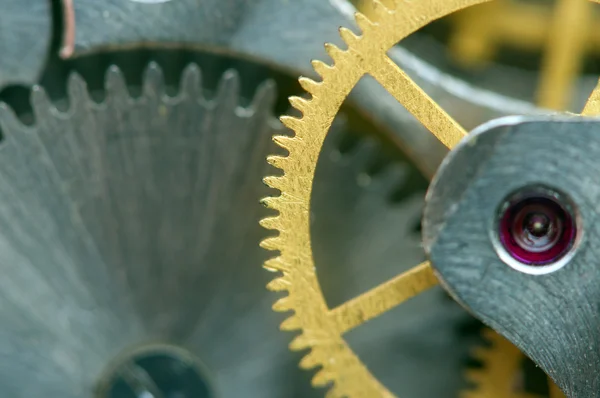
[{"left": 97, "top": 345, "right": 214, "bottom": 398}]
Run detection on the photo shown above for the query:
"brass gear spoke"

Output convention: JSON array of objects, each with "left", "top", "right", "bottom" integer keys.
[
  {"left": 368, "top": 55, "right": 467, "bottom": 149},
  {"left": 329, "top": 261, "right": 437, "bottom": 334},
  {"left": 537, "top": 0, "right": 592, "bottom": 110}
]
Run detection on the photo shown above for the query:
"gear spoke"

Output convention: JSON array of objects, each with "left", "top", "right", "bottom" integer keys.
[
  {"left": 328, "top": 261, "right": 437, "bottom": 334},
  {"left": 368, "top": 55, "right": 467, "bottom": 149},
  {"left": 536, "top": 0, "right": 592, "bottom": 110}
]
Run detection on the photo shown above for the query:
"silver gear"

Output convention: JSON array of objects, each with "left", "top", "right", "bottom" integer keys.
[
  {"left": 0, "top": 60, "right": 437, "bottom": 397},
  {"left": 0, "top": 63, "right": 307, "bottom": 398}
]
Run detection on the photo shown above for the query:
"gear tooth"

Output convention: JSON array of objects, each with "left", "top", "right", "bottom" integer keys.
[
  {"left": 464, "top": 368, "right": 485, "bottom": 384},
  {"left": 272, "top": 296, "right": 292, "bottom": 312},
  {"left": 264, "top": 257, "right": 289, "bottom": 273},
  {"left": 30, "top": 85, "right": 56, "bottom": 121},
  {"left": 266, "top": 154, "right": 288, "bottom": 169},
  {"left": 339, "top": 26, "right": 361, "bottom": 47},
  {"left": 324, "top": 43, "right": 346, "bottom": 62},
  {"left": 215, "top": 69, "right": 241, "bottom": 108},
  {"left": 311, "top": 368, "right": 333, "bottom": 386},
  {"left": 273, "top": 132, "right": 297, "bottom": 150},
  {"left": 251, "top": 79, "right": 277, "bottom": 114},
  {"left": 266, "top": 275, "right": 290, "bottom": 291},
  {"left": 280, "top": 315, "right": 301, "bottom": 331},
  {"left": 105, "top": 65, "right": 129, "bottom": 103},
  {"left": 289, "top": 334, "right": 310, "bottom": 351},
  {"left": 311, "top": 60, "right": 334, "bottom": 80},
  {"left": 372, "top": 0, "right": 392, "bottom": 13},
  {"left": 481, "top": 327, "right": 498, "bottom": 342},
  {"left": 299, "top": 350, "right": 321, "bottom": 369},
  {"left": 180, "top": 63, "right": 203, "bottom": 99},
  {"left": 288, "top": 96, "right": 310, "bottom": 114},
  {"left": 471, "top": 346, "right": 491, "bottom": 361},
  {"left": 298, "top": 77, "right": 321, "bottom": 96},
  {"left": 66, "top": 72, "right": 90, "bottom": 108},
  {"left": 355, "top": 11, "right": 376, "bottom": 33},
  {"left": 279, "top": 116, "right": 303, "bottom": 134},
  {"left": 259, "top": 216, "right": 281, "bottom": 231},
  {"left": 260, "top": 195, "right": 283, "bottom": 210},
  {"left": 0, "top": 103, "right": 23, "bottom": 136},
  {"left": 260, "top": 236, "right": 283, "bottom": 251},
  {"left": 143, "top": 62, "right": 166, "bottom": 99},
  {"left": 263, "top": 176, "right": 286, "bottom": 191}
]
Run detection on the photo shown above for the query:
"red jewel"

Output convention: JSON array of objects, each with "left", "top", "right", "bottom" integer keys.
[{"left": 498, "top": 195, "right": 576, "bottom": 266}]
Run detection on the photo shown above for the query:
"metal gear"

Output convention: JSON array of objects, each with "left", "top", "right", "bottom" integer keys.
[
  {"left": 1, "top": 0, "right": 587, "bottom": 178},
  {"left": 0, "top": 56, "right": 435, "bottom": 397},
  {"left": 58, "top": 0, "right": 555, "bottom": 177},
  {"left": 260, "top": 0, "right": 600, "bottom": 396},
  {"left": 312, "top": 120, "right": 477, "bottom": 397},
  {"left": 0, "top": 62, "right": 315, "bottom": 398},
  {"left": 447, "top": 0, "right": 595, "bottom": 110},
  {"left": 461, "top": 329, "right": 565, "bottom": 398},
  {"left": 0, "top": 0, "right": 52, "bottom": 88}
]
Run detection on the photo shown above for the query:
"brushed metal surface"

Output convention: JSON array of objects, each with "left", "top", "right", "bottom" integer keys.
[{"left": 423, "top": 116, "right": 600, "bottom": 397}]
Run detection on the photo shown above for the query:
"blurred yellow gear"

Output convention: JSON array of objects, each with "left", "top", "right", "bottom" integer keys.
[
  {"left": 449, "top": 0, "right": 597, "bottom": 110},
  {"left": 461, "top": 329, "right": 565, "bottom": 398},
  {"left": 260, "top": 0, "right": 600, "bottom": 397}
]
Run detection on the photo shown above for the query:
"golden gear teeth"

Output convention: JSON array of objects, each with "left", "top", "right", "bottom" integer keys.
[{"left": 260, "top": 0, "right": 600, "bottom": 396}]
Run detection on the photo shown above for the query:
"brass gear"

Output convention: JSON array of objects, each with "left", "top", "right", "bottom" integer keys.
[
  {"left": 260, "top": 0, "right": 600, "bottom": 397},
  {"left": 462, "top": 329, "right": 565, "bottom": 398}
]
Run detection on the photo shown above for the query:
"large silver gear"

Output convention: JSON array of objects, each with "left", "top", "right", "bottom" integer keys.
[
  {"left": 0, "top": 58, "right": 453, "bottom": 397},
  {"left": 0, "top": 63, "right": 295, "bottom": 398}
]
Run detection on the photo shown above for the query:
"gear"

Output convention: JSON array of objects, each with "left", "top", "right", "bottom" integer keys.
[
  {"left": 0, "top": 56, "right": 427, "bottom": 396},
  {"left": 0, "top": 62, "right": 312, "bottom": 398},
  {"left": 312, "top": 120, "right": 476, "bottom": 397},
  {"left": 59, "top": 0, "right": 552, "bottom": 177},
  {"left": 448, "top": 0, "right": 594, "bottom": 110},
  {"left": 461, "top": 329, "right": 565, "bottom": 398},
  {"left": 260, "top": 0, "right": 600, "bottom": 396}
]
